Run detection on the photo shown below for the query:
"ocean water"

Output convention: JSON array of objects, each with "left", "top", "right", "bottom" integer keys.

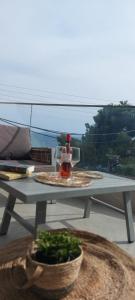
[
  {"left": 31, "top": 131, "right": 58, "bottom": 148},
  {"left": 30, "top": 131, "right": 82, "bottom": 148}
]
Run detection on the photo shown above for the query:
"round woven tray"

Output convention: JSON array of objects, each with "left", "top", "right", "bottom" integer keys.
[
  {"left": 0, "top": 229, "right": 135, "bottom": 300},
  {"left": 72, "top": 171, "right": 103, "bottom": 179},
  {"left": 35, "top": 172, "right": 93, "bottom": 187}
]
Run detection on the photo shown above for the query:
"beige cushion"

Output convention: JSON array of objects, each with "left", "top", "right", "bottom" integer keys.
[{"left": 0, "top": 125, "right": 31, "bottom": 159}]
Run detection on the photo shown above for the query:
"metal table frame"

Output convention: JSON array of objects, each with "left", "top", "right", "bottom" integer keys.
[{"left": 0, "top": 172, "right": 135, "bottom": 242}]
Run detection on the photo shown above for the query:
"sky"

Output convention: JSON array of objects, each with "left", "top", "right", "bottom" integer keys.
[{"left": 0, "top": 1, "right": 135, "bottom": 134}]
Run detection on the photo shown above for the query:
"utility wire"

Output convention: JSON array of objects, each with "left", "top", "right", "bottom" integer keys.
[
  {"left": 0, "top": 94, "right": 97, "bottom": 115},
  {"left": 0, "top": 88, "right": 87, "bottom": 104},
  {"left": 0, "top": 119, "right": 120, "bottom": 144},
  {"left": 0, "top": 118, "right": 58, "bottom": 140},
  {"left": 0, "top": 118, "right": 125, "bottom": 145},
  {"left": 0, "top": 117, "right": 75, "bottom": 135},
  {"left": 0, "top": 92, "right": 60, "bottom": 102},
  {"left": 0, "top": 116, "right": 135, "bottom": 137},
  {"left": 0, "top": 118, "right": 59, "bottom": 139},
  {"left": 83, "top": 129, "right": 135, "bottom": 136},
  {"left": 31, "top": 130, "right": 58, "bottom": 140},
  {"left": 0, "top": 118, "right": 131, "bottom": 144},
  {"left": 1, "top": 117, "right": 135, "bottom": 145},
  {"left": 0, "top": 87, "right": 86, "bottom": 104},
  {"left": 0, "top": 82, "right": 133, "bottom": 105},
  {"left": 0, "top": 82, "right": 107, "bottom": 102},
  {"left": 0, "top": 83, "right": 99, "bottom": 105},
  {"left": 0, "top": 90, "right": 56, "bottom": 101}
]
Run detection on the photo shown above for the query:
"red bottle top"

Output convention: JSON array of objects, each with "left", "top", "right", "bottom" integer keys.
[
  {"left": 66, "top": 134, "right": 72, "bottom": 153},
  {"left": 66, "top": 134, "right": 71, "bottom": 143}
]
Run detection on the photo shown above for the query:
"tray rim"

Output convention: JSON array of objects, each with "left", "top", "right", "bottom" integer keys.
[{"left": 34, "top": 172, "right": 92, "bottom": 188}]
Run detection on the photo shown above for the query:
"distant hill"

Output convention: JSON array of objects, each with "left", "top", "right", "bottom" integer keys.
[{"left": 31, "top": 131, "right": 58, "bottom": 148}]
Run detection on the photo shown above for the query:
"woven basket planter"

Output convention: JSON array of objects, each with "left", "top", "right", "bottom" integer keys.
[{"left": 23, "top": 242, "right": 83, "bottom": 299}]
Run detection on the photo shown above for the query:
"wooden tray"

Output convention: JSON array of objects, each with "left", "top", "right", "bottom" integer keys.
[
  {"left": 72, "top": 171, "right": 103, "bottom": 179},
  {"left": 0, "top": 229, "right": 135, "bottom": 300},
  {"left": 35, "top": 172, "right": 92, "bottom": 187}
]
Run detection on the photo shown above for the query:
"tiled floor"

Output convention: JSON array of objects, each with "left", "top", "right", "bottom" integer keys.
[{"left": 0, "top": 190, "right": 135, "bottom": 257}]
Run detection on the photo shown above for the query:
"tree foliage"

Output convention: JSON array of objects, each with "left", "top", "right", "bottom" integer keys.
[{"left": 83, "top": 101, "right": 135, "bottom": 167}]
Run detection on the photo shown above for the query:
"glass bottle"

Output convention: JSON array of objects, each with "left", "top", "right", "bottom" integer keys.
[{"left": 60, "top": 134, "right": 72, "bottom": 178}]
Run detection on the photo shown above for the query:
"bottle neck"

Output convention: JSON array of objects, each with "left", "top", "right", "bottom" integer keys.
[{"left": 66, "top": 141, "right": 70, "bottom": 153}]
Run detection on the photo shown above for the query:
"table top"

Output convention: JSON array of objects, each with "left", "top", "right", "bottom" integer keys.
[{"left": 0, "top": 172, "right": 135, "bottom": 203}]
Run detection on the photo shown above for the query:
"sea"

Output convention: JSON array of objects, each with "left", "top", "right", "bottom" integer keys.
[
  {"left": 31, "top": 131, "right": 58, "bottom": 148},
  {"left": 31, "top": 131, "right": 82, "bottom": 148}
]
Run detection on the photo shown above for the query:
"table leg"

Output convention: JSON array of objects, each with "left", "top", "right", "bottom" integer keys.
[
  {"left": 0, "top": 194, "right": 16, "bottom": 235},
  {"left": 123, "top": 191, "right": 135, "bottom": 243},
  {"left": 35, "top": 201, "right": 47, "bottom": 237},
  {"left": 48, "top": 200, "right": 56, "bottom": 204},
  {"left": 83, "top": 197, "right": 93, "bottom": 218}
]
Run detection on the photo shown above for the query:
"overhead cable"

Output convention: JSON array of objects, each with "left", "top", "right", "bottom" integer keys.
[
  {"left": 0, "top": 117, "right": 135, "bottom": 137},
  {"left": 0, "top": 82, "right": 133, "bottom": 105}
]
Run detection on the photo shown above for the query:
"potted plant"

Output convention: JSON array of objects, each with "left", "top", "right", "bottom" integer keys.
[{"left": 24, "top": 230, "right": 83, "bottom": 299}]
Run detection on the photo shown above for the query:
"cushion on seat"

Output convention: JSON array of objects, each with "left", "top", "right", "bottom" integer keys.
[{"left": 0, "top": 124, "right": 31, "bottom": 159}]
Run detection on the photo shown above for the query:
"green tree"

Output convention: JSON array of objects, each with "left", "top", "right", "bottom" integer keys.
[
  {"left": 114, "top": 132, "right": 131, "bottom": 157},
  {"left": 81, "top": 124, "right": 97, "bottom": 167},
  {"left": 83, "top": 101, "right": 135, "bottom": 166}
]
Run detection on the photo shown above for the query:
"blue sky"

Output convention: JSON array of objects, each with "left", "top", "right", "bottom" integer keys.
[{"left": 0, "top": 1, "right": 135, "bottom": 134}]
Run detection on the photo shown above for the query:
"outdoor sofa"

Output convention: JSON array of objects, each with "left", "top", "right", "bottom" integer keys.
[{"left": 0, "top": 124, "right": 55, "bottom": 172}]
